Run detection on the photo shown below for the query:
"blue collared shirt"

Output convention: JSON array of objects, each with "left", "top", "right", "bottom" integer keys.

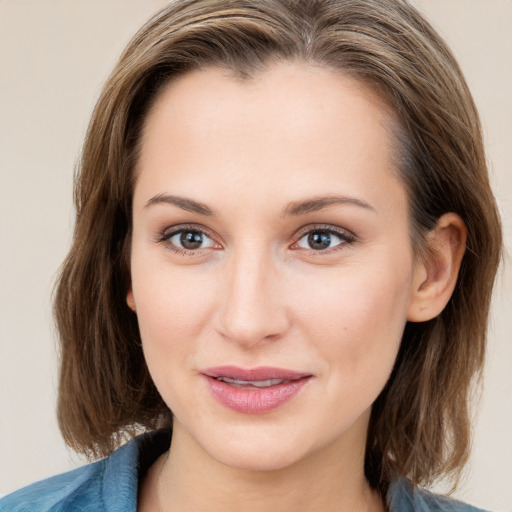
[{"left": 0, "top": 430, "right": 490, "bottom": 512}]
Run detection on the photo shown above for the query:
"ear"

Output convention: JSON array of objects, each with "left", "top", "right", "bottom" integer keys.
[
  {"left": 407, "top": 213, "right": 467, "bottom": 322},
  {"left": 126, "top": 286, "right": 136, "bottom": 312}
]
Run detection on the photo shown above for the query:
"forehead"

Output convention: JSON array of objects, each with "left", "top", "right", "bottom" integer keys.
[
  {"left": 142, "top": 61, "right": 396, "bottom": 152},
  {"left": 134, "top": 61, "right": 405, "bottom": 219}
]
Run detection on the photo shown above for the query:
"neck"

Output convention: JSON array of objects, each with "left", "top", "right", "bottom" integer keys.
[{"left": 143, "top": 420, "right": 384, "bottom": 512}]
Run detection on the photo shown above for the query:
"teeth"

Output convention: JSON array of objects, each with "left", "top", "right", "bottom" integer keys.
[
  {"left": 217, "top": 377, "right": 287, "bottom": 387},
  {"left": 252, "top": 379, "right": 285, "bottom": 387}
]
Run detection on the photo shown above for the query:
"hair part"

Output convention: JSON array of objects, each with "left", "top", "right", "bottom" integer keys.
[{"left": 54, "top": 0, "right": 502, "bottom": 493}]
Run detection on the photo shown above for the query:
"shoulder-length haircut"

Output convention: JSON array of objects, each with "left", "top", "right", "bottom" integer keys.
[{"left": 55, "top": 0, "right": 502, "bottom": 492}]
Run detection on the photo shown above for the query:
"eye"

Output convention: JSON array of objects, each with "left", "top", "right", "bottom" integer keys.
[
  {"left": 295, "top": 227, "right": 355, "bottom": 252},
  {"left": 161, "top": 226, "right": 217, "bottom": 253},
  {"left": 170, "top": 230, "right": 214, "bottom": 250}
]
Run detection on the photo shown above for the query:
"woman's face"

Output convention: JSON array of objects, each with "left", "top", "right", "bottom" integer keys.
[{"left": 128, "top": 62, "right": 425, "bottom": 471}]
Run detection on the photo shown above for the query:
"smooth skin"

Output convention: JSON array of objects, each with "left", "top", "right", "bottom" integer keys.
[{"left": 127, "top": 62, "right": 466, "bottom": 512}]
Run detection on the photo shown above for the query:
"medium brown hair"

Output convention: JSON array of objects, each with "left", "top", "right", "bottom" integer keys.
[{"left": 55, "top": 0, "right": 502, "bottom": 492}]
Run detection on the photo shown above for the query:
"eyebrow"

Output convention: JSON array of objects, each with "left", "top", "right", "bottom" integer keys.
[
  {"left": 144, "top": 193, "right": 376, "bottom": 217},
  {"left": 282, "top": 196, "right": 376, "bottom": 216},
  {"left": 144, "top": 194, "right": 215, "bottom": 216}
]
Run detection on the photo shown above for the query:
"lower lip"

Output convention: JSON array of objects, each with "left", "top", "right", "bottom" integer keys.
[{"left": 203, "top": 376, "right": 311, "bottom": 414}]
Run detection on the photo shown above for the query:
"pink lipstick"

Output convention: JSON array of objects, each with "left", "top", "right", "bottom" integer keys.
[{"left": 202, "top": 366, "right": 312, "bottom": 414}]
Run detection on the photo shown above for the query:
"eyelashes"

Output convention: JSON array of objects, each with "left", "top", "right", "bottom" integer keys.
[
  {"left": 166, "top": 228, "right": 216, "bottom": 251},
  {"left": 157, "top": 223, "right": 356, "bottom": 257},
  {"left": 157, "top": 224, "right": 220, "bottom": 256},
  {"left": 292, "top": 225, "right": 356, "bottom": 252}
]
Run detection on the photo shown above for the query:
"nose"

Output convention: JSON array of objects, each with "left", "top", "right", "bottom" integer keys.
[{"left": 215, "top": 248, "right": 290, "bottom": 347}]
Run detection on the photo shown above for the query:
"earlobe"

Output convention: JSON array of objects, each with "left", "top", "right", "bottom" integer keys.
[
  {"left": 126, "top": 288, "right": 136, "bottom": 312},
  {"left": 407, "top": 213, "right": 467, "bottom": 322}
]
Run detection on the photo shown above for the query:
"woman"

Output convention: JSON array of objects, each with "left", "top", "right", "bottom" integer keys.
[{"left": 0, "top": 0, "right": 502, "bottom": 511}]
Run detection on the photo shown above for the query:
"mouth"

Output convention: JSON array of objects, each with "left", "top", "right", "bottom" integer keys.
[
  {"left": 203, "top": 366, "right": 311, "bottom": 381},
  {"left": 214, "top": 376, "right": 296, "bottom": 388},
  {"left": 201, "top": 366, "right": 313, "bottom": 413}
]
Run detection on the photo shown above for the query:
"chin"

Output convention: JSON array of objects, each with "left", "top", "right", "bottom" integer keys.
[
  {"left": 212, "top": 443, "right": 308, "bottom": 472},
  {"left": 190, "top": 421, "right": 321, "bottom": 473}
]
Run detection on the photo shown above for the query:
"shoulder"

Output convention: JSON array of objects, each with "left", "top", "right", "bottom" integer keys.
[
  {"left": 0, "top": 435, "right": 142, "bottom": 512},
  {"left": 0, "top": 459, "right": 109, "bottom": 512},
  {"left": 388, "top": 479, "right": 491, "bottom": 512}
]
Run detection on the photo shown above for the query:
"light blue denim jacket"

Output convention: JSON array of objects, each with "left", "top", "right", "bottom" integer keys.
[{"left": 0, "top": 430, "right": 489, "bottom": 512}]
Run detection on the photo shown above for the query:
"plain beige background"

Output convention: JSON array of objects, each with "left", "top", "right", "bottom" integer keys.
[{"left": 0, "top": 0, "right": 510, "bottom": 509}]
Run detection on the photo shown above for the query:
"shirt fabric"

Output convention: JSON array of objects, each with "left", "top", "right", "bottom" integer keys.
[{"left": 0, "top": 430, "right": 489, "bottom": 512}]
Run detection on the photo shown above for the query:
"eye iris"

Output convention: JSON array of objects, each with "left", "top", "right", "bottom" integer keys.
[
  {"left": 308, "top": 232, "right": 331, "bottom": 250},
  {"left": 180, "top": 231, "right": 203, "bottom": 249}
]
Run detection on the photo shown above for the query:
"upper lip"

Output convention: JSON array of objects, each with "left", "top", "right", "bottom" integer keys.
[{"left": 202, "top": 366, "right": 311, "bottom": 381}]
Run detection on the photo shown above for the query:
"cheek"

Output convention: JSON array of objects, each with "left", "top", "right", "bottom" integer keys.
[
  {"left": 130, "top": 257, "right": 218, "bottom": 360},
  {"left": 292, "top": 259, "right": 413, "bottom": 376},
  {"left": 131, "top": 263, "right": 223, "bottom": 412}
]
